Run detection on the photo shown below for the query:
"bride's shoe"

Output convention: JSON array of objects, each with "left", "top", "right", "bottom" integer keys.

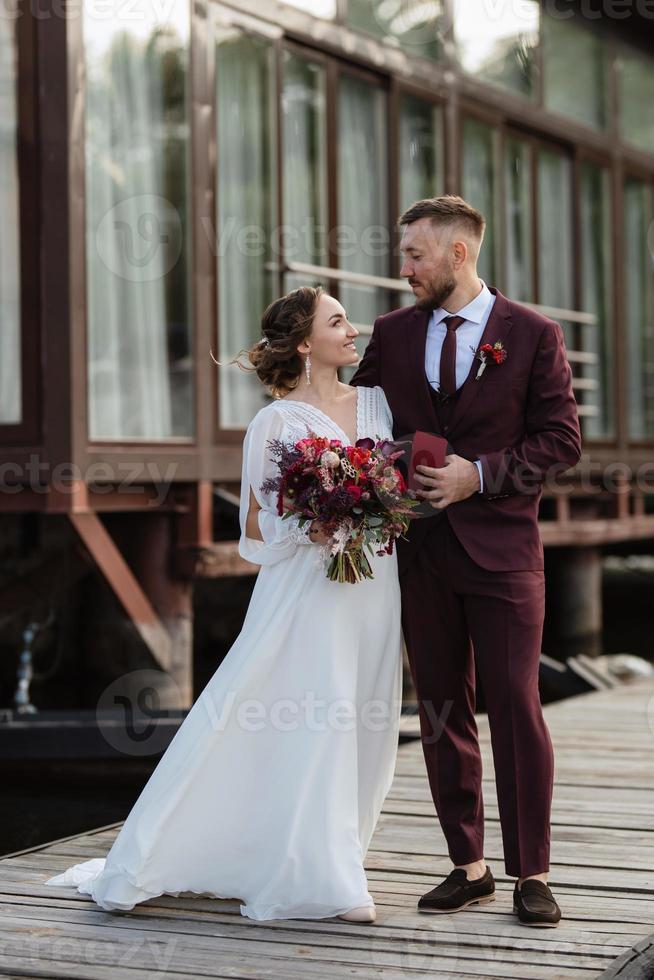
[{"left": 337, "top": 904, "right": 376, "bottom": 923}]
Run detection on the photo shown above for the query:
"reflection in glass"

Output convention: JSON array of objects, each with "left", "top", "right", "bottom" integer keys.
[
  {"left": 542, "top": 13, "right": 608, "bottom": 131},
  {"left": 462, "top": 118, "right": 496, "bottom": 284},
  {"left": 618, "top": 45, "right": 654, "bottom": 154},
  {"left": 281, "top": 0, "right": 336, "bottom": 17},
  {"left": 504, "top": 137, "right": 532, "bottom": 303},
  {"left": 399, "top": 95, "right": 443, "bottom": 212},
  {"left": 84, "top": 9, "right": 192, "bottom": 440},
  {"left": 216, "top": 31, "right": 277, "bottom": 428},
  {"left": 580, "top": 163, "right": 613, "bottom": 439},
  {"left": 282, "top": 51, "right": 328, "bottom": 294},
  {"left": 625, "top": 180, "right": 654, "bottom": 439},
  {"left": 537, "top": 149, "right": 574, "bottom": 350},
  {"left": 347, "top": 0, "right": 445, "bottom": 61},
  {"left": 0, "top": 21, "right": 21, "bottom": 423},
  {"left": 338, "top": 74, "right": 389, "bottom": 379},
  {"left": 453, "top": 0, "right": 539, "bottom": 98}
]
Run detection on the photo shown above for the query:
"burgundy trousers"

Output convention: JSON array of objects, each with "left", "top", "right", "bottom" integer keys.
[{"left": 398, "top": 515, "right": 553, "bottom": 878}]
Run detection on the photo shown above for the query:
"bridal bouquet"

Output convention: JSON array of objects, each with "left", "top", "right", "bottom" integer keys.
[{"left": 261, "top": 434, "right": 422, "bottom": 583}]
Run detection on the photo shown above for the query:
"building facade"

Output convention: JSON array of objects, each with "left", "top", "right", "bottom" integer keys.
[{"left": 1, "top": 0, "right": 654, "bottom": 706}]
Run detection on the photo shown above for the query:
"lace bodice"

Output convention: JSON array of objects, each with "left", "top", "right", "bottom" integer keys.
[{"left": 269, "top": 384, "right": 393, "bottom": 446}]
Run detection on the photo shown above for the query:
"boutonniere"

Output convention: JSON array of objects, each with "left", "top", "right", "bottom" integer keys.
[{"left": 470, "top": 341, "right": 508, "bottom": 380}]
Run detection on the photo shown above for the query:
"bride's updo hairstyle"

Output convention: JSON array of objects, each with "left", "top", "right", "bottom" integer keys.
[{"left": 241, "top": 285, "right": 325, "bottom": 398}]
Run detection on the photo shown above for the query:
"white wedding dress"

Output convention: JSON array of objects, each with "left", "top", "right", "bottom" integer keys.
[{"left": 44, "top": 384, "right": 403, "bottom": 921}]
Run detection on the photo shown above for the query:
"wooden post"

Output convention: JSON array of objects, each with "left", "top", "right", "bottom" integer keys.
[
  {"left": 130, "top": 514, "right": 194, "bottom": 708},
  {"left": 546, "top": 546, "right": 603, "bottom": 643}
]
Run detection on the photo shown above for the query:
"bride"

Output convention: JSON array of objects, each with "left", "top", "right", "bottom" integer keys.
[{"left": 44, "top": 286, "right": 403, "bottom": 923}]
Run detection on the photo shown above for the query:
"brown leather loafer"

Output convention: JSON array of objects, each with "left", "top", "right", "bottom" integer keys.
[
  {"left": 513, "top": 879, "right": 561, "bottom": 927},
  {"left": 418, "top": 866, "right": 495, "bottom": 913}
]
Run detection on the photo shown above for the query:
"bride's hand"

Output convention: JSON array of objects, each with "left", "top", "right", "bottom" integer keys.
[{"left": 308, "top": 521, "right": 331, "bottom": 545}]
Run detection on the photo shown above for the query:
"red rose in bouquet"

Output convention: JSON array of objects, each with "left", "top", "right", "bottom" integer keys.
[
  {"left": 261, "top": 432, "right": 422, "bottom": 583},
  {"left": 345, "top": 484, "right": 363, "bottom": 503}
]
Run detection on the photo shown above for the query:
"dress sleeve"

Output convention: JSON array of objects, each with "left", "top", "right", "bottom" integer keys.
[
  {"left": 375, "top": 386, "right": 394, "bottom": 439},
  {"left": 238, "top": 406, "right": 314, "bottom": 567}
]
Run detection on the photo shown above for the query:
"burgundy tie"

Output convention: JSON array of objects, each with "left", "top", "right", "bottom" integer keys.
[{"left": 439, "top": 315, "right": 466, "bottom": 397}]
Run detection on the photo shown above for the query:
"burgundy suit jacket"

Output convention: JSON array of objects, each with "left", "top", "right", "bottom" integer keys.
[{"left": 350, "top": 286, "right": 582, "bottom": 572}]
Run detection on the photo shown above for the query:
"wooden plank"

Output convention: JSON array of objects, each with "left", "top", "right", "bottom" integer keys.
[
  {"left": 0, "top": 891, "right": 644, "bottom": 944},
  {"left": 4, "top": 872, "right": 652, "bottom": 932},
  {"left": 364, "top": 851, "right": 654, "bottom": 893},
  {"left": 0, "top": 900, "right": 631, "bottom": 959},
  {"left": 596, "top": 933, "right": 654, "bottom": 979},
  {"left": 0, "top": 950, "right": 604, "bottom": 980},
  {"left": 381, "top": 799, "right": 651, "bottom": 831},
  {"left": 0, "top": 911, "right": 618, "bottom": 974},
  {"left": 181, "top": 541, "right": 259, "bottom": 578},
  {"left": 13, "top": 842, "right": 654, "bottom": 886}
]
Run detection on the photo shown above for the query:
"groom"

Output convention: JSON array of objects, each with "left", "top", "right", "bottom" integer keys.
[{"left": 350, "top": 195, "right": 581, "bottom": 927}]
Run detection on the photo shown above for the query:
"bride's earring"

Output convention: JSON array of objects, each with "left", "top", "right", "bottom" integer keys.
[{"left": 305, "top": 353, "right": 312, "bottom": 385}]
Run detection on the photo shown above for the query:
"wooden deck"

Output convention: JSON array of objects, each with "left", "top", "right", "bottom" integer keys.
[{"left": 1, "top": 677, "right": 653, "bottom": 980}]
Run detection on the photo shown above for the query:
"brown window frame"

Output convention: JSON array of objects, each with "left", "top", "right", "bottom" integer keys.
[{"left": 0, "top": 14, "right": 40, "bottom": 448}]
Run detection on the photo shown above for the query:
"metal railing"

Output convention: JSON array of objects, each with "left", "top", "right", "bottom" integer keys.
[{"left": 283, "top": 261, "right": 600, "bottom": 418}]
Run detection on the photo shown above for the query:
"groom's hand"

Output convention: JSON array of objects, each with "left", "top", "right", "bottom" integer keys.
[{"left": 414, "top": 455, "right": 481, "bottom": 508}]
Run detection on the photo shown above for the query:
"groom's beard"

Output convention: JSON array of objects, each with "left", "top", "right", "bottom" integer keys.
[{"left": 412, "top": 272, "right": 457, "bottom": 311}]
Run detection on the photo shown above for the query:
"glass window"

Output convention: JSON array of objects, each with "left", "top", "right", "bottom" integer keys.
[
  {"left": 282, "top": 51, "right": 328, "bottom": 293},
  {"left": 625, "top": 179, "right": 654, "bottom": 439},
  {"left": 347, "top": 0, "right": 445, "bottom": 61},
  {"left": 542, "top": 13, "right": 608, "bottom": 131},
  {"left": 0, "top": 20, "right": 21, "bottom": 424},
  {"left": 537, "top": 148, "right": 574, "bottom": 350},
  {"left": 453, "top": 0, "right": 539, "bottom": 99},
  {"left": 579, "top": 163, "right": 614, "bottom": 439},
  {"left": 504, "top": 137, "right": 532, "bottom": 303},
  {"left": 84, "top": 8, "right": 193, "bottom": 440},
  {"left": 618, "top": 45, "right": 654, "bottom": 155},
  {"left": 399, "top": 94, "right": 443, "bottom": 213},
  {"left": 215, "top": 30, "right": 277, "bottom": 429},
  {"left": 462, "top": 117, "right": 497, "bottom": 284},
  {"left": 337, "top": 73, "right": 389, "bottom": 378}
]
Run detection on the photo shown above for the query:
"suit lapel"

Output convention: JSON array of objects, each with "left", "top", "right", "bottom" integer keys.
[
  {"left": 446, "top": 286, "right": 514, "bottom": 440},
  {"left": 408, "top": 306, "right": 440, "bottom": 431}
]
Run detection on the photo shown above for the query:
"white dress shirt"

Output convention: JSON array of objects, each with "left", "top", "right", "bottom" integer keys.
[{"left": 424, "top": 279, "right": 496, "bottom": 493}]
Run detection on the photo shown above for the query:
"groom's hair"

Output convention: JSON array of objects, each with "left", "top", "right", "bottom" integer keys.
[{"left": 399, "top": 195, "right": 485, "bottom": 243}]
